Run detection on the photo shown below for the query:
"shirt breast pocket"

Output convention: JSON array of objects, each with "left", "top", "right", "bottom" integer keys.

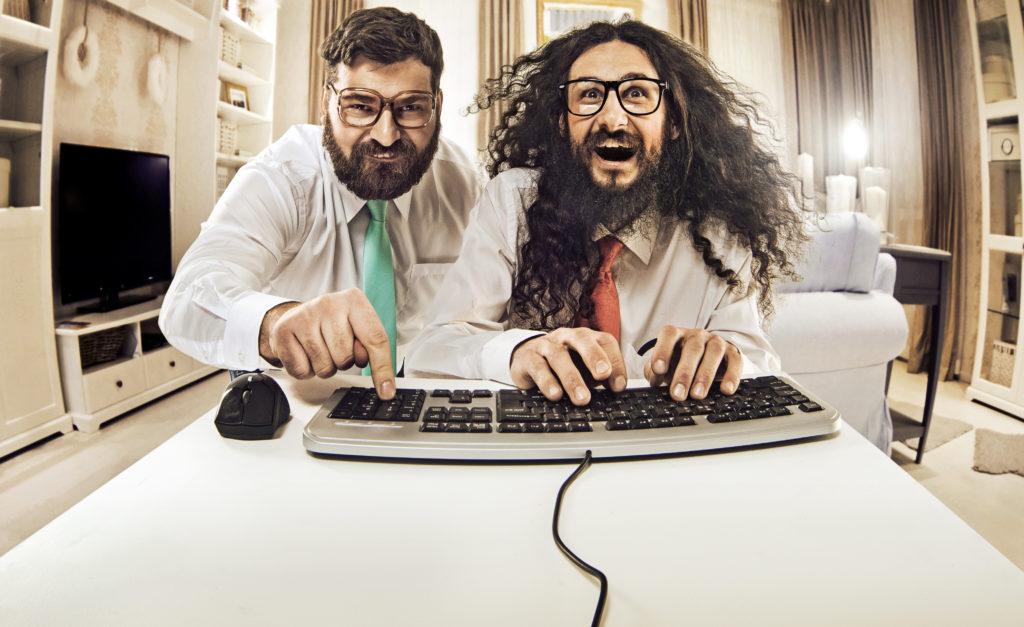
[{"left": 397, "top": 262, "right": 455, "bottom": 336}]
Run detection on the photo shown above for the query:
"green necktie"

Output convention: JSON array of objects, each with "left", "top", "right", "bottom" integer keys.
[{"left": 362, "top": 200, "right": 397, "bottom": 376}]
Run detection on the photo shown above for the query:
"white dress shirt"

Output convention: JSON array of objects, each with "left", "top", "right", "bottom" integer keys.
[
  {"left": 404, "top": 168, "right": 781, "bottom": 384},
  {"left": 159, "top": 124, "right": 485, "bottom": 371}
]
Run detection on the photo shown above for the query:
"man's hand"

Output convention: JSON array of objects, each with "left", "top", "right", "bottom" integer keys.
[
  {"left": 643, "top": 326, "right": 742, "bottom": 401},
  {"left": 258, "top": 289, "right": 395, "bottom": 399},
  {"left": 509, "top": 328, "right": 627, "bottom": 405}
]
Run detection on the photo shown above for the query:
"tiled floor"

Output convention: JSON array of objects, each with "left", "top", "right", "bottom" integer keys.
[{"left": 1, "top": 364, "right": 1023, "bottom": 572}]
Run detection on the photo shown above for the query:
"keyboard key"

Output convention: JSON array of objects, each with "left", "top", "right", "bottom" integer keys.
[{"left": 449, "top": 390, "right": 473, "bottom": 404}]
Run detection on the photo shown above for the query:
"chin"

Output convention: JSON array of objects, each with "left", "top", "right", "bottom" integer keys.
[{"left": 591, "top": 169, "right": 638, "bottom": 190}]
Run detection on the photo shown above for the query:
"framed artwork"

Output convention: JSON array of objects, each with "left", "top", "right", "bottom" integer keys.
[
  {"left": 224, "top": 81, "right": 249, "bottom": 110},
  {"left": 536, "top": 0, "right": 642, "bottom": 43}
]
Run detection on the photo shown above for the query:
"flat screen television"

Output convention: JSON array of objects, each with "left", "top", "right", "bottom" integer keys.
[{"left": 55, "top": 143, "right": 172, "bottom": 313}]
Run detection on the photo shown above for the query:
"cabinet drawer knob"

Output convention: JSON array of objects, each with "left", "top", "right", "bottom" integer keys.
[
  {"left": 169, "top": 360, "right": 176, "bottom": 368},
  {"left": 116, "top": 380, "right": 124, "bottom": 388}
]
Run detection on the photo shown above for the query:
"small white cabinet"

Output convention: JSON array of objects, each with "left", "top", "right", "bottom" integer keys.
[{"left": 55, "top": 298, "right": 218, "bottom": 433}]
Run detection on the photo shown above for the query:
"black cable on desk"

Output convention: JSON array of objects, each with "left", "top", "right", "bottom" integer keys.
[{"left": 553, "top": 450, "right": 607, "bottom": 627}]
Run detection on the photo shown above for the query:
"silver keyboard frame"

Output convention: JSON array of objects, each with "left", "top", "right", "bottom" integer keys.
[{"left": 302, "top": 375, "right": 841, "bottom": 461}]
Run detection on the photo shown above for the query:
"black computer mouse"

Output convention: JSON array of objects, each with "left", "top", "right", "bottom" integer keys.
[{"left": 214, "top": 373, "right": 291, "bottom": 440}]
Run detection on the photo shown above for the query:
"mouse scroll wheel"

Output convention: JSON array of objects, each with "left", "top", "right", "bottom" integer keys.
[{"left": 241, "top": 389, "right": 252, "bottom": 405}]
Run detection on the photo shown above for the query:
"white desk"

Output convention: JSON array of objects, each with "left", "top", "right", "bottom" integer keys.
[{"left": 1, "top": 375, "right": 1022, "bottom": 626}]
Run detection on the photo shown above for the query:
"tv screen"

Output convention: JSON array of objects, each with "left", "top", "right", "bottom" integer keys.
[{"left": 56, "top": 143, "right": 172, "bottom": 312}]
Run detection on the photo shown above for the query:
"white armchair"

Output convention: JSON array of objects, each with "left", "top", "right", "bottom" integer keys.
[{"left": 767, "top": 213, "right": 909, "bottom": 451}]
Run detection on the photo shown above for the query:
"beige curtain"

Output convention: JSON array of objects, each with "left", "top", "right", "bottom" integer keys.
[
  {"left": 478, "top": 0, "right": 523, "bottom": 152},
  {"left": 908, "top": 0, "right": 979, "bottom": 381},
  {"left": 308, "top": 0, "right": 364, "bottom": 124},
  {"left": 670, "top": 0, "right": 708, "bottom": 54},
  {"left": 781, "top": 0, "right": 872, "bottom": 185}
]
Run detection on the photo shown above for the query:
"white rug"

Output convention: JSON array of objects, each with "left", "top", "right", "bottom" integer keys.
[{"left": 973, "top": 429, "right": 1024, "bottom": 478}]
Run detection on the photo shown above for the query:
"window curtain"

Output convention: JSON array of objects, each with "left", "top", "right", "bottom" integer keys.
[
  {"left": 478, "top": 0, "right": 523, "bottom": 152},
  {"left": 908, "top": 0, "right": 978, "bottom": 380},
  {"left": 308, "top": 0, "right": 364, "bottom": 124},
  {"left": 670, "top": 0, "right": 708, "bottom": 54},
  {"left": 782, "top": 0, "right": 872, "bottom": 186}
]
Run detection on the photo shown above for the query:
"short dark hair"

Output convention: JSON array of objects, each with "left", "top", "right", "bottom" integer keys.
[{"left": 320, "top": 7, "right": 444, "bottom": 92}]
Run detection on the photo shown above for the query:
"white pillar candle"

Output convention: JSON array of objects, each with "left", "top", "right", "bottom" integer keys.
[
  {"left": 863, "top": 185, "right": 888, "bottom": 232},
  {"left": 797, "top": 153, "right": 814, "bottom": 211},
  {"left": 826, "top": 174, "right": 857, "bottom": 213},
  {"left": 859, "top": 166, "right": 891, "bottom": 203}
]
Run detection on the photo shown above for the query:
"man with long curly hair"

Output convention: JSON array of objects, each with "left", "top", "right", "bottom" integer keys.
[{"left": 406, "top": 19, "right": 805, "bottom": 405}]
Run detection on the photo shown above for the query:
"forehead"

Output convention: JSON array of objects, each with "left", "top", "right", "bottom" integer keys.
[
  {"left": 335, "top": 55, "right": 433, "bottom": 94},
  {"left": 568, "top": 40, "right": 658, "bottom": 81}
]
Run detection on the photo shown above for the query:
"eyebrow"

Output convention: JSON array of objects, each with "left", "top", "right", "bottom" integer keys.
[{"left": 570, "top": 72, "right": 658, "bottom": 81}]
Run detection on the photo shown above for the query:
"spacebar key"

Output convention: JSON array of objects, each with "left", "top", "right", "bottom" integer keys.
[{"left": 498, "top": 409, "right": 536, "bottom": 423}]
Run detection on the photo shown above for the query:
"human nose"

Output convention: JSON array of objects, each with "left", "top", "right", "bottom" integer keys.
[
  {"left": 369, "top": 105, "right": 400, "bottom": 147},
  {"left": 593, "top": 89, "right": 630, "bottom": 130}
]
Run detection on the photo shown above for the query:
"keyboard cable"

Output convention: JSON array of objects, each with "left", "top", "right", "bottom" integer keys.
[{"left": 552, "top": 449, "right": 608, "bottom": 627}]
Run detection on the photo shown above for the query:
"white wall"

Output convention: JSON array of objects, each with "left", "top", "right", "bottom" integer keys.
[{"left": 366, "top": 0, "right": 480, "bottom": 155}]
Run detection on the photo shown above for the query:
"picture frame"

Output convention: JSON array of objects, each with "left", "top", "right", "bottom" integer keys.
[
  {"left": 223, "top": 81, "right": 249, "bottom": 110},
  {"left": 536, "top": 0, "right": 642, "bottom": 43}
]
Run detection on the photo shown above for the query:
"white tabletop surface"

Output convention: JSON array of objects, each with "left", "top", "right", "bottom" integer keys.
[{"left": 1, "top": 374, "right": 1022, "bottom": 626}]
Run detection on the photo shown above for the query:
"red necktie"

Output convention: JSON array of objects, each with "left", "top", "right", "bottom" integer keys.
[{"left": 574, "top": 235, "right": 625, "bottom": 341}]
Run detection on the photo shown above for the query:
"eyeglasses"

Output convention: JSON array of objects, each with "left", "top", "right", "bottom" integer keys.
[
  {"left": 327, "top": 84, "right": 437, "bottom": 129},
  {"left": 559, "top": 78, "right": 669, "bottom": 117}
]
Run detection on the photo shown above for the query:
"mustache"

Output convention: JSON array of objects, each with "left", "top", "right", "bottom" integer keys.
[
  {"left": 581, "top": 128, "right": 643, "bottom": 151},
  {"left": 351, "top": 137, "right": 417, "bottom": 161}
]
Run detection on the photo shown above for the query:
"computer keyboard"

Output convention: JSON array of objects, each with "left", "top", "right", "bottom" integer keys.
[{"left": 302, "top": 375, "right": 840, "bottom": 461}]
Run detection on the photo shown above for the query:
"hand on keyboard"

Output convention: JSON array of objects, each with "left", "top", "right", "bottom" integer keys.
[
  {"left": 510, "top": 328, "right": 628, "bottom": 405},
  {"left": 643, "top": 326, "right": 743, "bottom": 401}
]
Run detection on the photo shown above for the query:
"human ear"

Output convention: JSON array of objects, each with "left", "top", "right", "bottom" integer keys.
[{"left": 320, "top": 85, "right": 331, "bottom": 121}]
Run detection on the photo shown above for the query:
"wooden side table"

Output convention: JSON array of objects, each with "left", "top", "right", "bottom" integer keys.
[{"left": 881, "top": 243, "right": 952, "bottom": 463}]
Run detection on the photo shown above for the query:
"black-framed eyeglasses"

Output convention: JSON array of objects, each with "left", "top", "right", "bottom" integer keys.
[
  {"left": 558, "top": 78, "right": 669, "bottom": 117},
  {"left": 327, "top": 84, "right": 437, "bottom": 129}
]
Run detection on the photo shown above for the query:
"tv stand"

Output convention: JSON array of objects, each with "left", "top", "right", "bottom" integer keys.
[
  {"left": 55, "top": 296, "right": 220, "bottom": 433},
  {"left": 76, "top": 293, "right": 158, "bottom": 314}
]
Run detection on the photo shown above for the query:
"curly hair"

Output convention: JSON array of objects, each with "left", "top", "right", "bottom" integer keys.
[{"left": 472, "top": 19, "right": 806, "bottom": 328}]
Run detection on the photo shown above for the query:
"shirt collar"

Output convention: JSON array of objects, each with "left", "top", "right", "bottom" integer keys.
[
  {"left": 337, "top": 181, "right": 414, "bottom": 224},
  {"left": 595, "top": 209, "right": 661, "bottom": 265}
]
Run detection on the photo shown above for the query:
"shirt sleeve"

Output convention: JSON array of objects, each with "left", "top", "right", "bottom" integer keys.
[
  {"left": 704, "top": 251, "right": 782, "bottom": 376},
  {"left": 405, "top": 171, "right": 544, "bottom": 384},
  {"left": 158, "top": 164, "right": 302, "bottom": 371}
]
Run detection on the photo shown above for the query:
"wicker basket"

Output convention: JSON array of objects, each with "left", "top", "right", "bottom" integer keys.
[
  {"left": 218, "top": 118, "right": 237, "bottom": 155},
  {"left": 991, "top": 340, "right": 1015, "bottom": 387},
  {"left": 80, "top": 327, "right": 130, "bottom": 369},
  {"left": 219, "top": 26, "right": 240, "bottom": 66}
]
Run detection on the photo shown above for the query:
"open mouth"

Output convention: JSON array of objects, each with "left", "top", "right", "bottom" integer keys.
[{"left": 593, "top": 144, "right": 638, "bottom": 162}]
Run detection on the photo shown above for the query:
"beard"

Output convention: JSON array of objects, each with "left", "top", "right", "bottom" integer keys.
[
  {"left": 554, "top": 127, "right": 674, "bottom": 242},
  {"left": 322, "top": 115, "right": 441, "bottom": 200}
]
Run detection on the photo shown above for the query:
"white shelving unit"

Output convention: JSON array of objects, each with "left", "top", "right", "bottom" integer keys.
[
  {"left": 0, "top": 1, "right": 73, "bottom": 458},
  {"left": 55, "top": 298, "right": 218, "bottom": 433},
  {"left": 966, "top": 0, "right": 1024, "bottom": 418},
  {"left": 214, "top": 6, "right": 276, "bottom": 189},
  {"left": 103, "top": 0, "right": 214, "bottom": 41}
]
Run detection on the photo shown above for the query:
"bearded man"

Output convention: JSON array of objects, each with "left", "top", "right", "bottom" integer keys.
[
  {"left": 161, "top": 8, "right": 483, "bottom": 399},
  {"left": 406, "top": 19, "right": 805, "bottom": 404}
]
